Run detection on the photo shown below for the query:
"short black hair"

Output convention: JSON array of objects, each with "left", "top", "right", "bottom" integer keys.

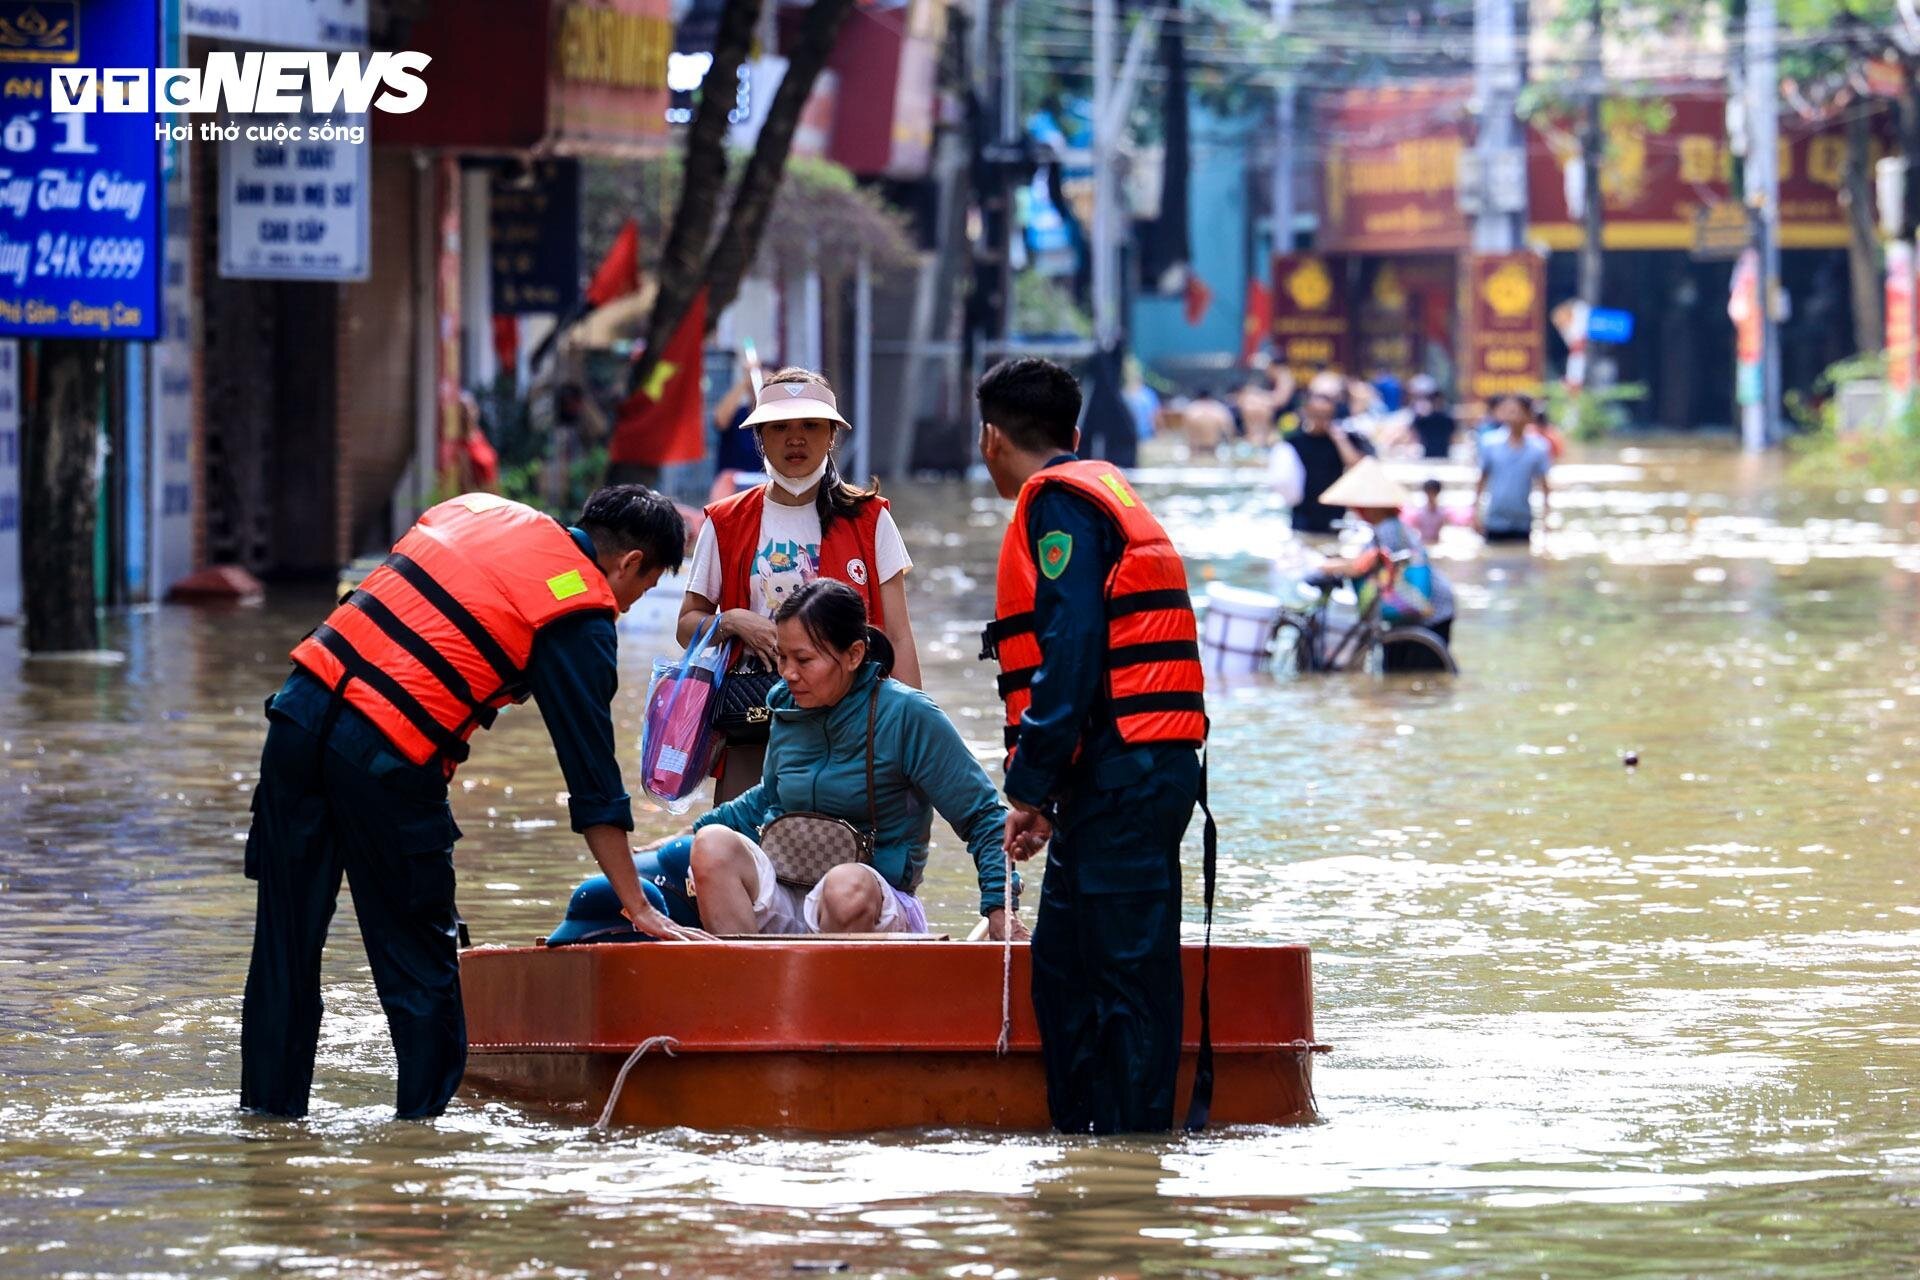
[
  {"left": 577, "top": 485, "right": 686, "bottom": 574},
  {"left": 976, "top": 357, "right": 1082, "bottom": 454},
  {"left": 1422, "top": 478, "right": 1443, "bottom": 495},
  {"left": 1488, "top": 392, "right": 1532, "bottom": 413}
]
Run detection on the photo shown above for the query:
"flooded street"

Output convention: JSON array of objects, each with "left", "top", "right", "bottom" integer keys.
[{"left": 4, "top": 440, "right": 1919, "bottom": 1277}]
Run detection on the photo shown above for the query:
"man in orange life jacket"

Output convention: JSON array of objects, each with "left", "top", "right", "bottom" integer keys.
[
  {"left": 975, "top": 358, "right": 1210, "bottom": 1134},
  {"left": 239, "top": 486, "right": 708, "bottom": 1121}
]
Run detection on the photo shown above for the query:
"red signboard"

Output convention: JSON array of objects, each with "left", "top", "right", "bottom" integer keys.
[
  {"left": 379, "top": 0, "right": 670, "bottom": 156},
  {"left": 1270, "top": 253, "right": 1351, "bottom": 376},
  {"left": 1319, "top": 85, "right": 1470, "bottom": 255},
  {"left": 819, "top": 0, "right": 940, "bottom": 179},
  {"left": 1464, "top": 252, "right": 1546, "bottom": 399},
  {"left": 1528, "top": 92, "right": 1875, "bottom": 251}
]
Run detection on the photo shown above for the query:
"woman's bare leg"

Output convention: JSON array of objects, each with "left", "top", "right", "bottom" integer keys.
[
  {"left": 814, "top": 865, "right": 885, "bottom": 933},
  {"left": 689, "top": 827, "right": 761, "bottom": 934}
]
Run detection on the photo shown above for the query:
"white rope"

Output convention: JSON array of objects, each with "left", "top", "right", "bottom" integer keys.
[
  {"left": 996, "top": 844, "right": 1017, "bottom": 1056},
  {"left": 592, "top": 1035, "right": 680, "bottom": 1132}
]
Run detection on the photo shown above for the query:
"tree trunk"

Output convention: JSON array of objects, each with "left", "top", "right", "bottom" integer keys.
[
  {"left": 1578, "top": 92, "right": 1605, "bottom": 311},
  {"left": 1842, "top": 103, "right": 1883, "bottom": 354},
  {"left": 702, "top": 0, "right": 861, "bottom": 322},
  {"left": 629, "top": 0, "right": 764, "bottom": 399},
  {"left": 21, "top": 340, "right": 104, "bottom": 653},
  {"left": 1139, "top": 2, "right": 1190, "bottom": 292}
]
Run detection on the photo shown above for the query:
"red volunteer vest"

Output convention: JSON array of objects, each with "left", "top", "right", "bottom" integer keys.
[
  {"left": 986, "top": 461, "right": 1207, "bottom": 762},
  {"left": 704, "top": 484, "right": 889, "bottom": 625},
  {"left": 290, "top": 493, "right": 618, "bottom": 773}
]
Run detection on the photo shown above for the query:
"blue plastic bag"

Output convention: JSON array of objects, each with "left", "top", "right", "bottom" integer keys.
[{"left": 638, "top": 617, "right": 731, "bottom": 811}]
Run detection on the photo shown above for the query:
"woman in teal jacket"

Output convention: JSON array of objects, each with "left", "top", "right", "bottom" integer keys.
[{"left": 688, "top": 580, "right": 1019, "bottom": 939}]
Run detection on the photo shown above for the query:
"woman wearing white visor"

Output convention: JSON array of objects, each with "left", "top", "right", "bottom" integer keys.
[{"left": 678, "top": 367, "right": 924, "bottom": 800}]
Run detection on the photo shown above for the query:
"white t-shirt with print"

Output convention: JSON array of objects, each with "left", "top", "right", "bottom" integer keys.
[{"left": 686, "top": 494, "right": 913, "bottom": 616}]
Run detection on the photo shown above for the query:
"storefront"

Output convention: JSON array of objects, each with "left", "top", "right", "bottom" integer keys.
[{"left": 1306, "top": 82, "right": 1872, "bottom": 429}]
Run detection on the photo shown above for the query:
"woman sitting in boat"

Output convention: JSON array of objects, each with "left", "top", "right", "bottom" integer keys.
[
  {"left": 545, "top": 580, "right": 1017, "bottom": 945},
  {"left": 685, "top": 579, "right": 1018, "bottom": 938}
]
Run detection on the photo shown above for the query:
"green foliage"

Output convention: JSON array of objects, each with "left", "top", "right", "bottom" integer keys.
[
  {"left": 1543, "top": 381, "right": 1649, "bottom": 441},
  {"left": 1789, "top": 349, "right": 1920, "bottom": 482},
  {"left": 1013, "top": 271, "right": 1092, "bottom": 338}
]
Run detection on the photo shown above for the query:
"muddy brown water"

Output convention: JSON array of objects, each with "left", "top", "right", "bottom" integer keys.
[{"left": 3, "top": 442, "right": 1919, "bottom": 1277}]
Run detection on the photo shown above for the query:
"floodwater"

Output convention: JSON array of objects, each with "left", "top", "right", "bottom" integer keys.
[{"left": 4, "top": 441, "right": 1919, "bottom": 1278}]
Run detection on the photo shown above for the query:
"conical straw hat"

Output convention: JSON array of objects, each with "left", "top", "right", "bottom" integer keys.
[{"left": 1317, "top": 456, "right": 1409, "bottom": 509}]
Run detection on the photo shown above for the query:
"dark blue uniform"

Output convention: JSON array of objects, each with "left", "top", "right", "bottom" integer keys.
[
  {"left": 240, "top": 528, "right": 633, "bottom": 1119},
  {"left": 1010, "top": 456, "right": 1201, "bottom": 1135}
]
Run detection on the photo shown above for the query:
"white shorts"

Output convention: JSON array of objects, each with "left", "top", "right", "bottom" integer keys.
[{"left": 738, "top": 839, "right": 927, "bottom": 936}]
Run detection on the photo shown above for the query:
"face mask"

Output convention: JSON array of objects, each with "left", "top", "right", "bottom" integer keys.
[{"left": 768, "top": 457, "right": 829, "bottom": 496}]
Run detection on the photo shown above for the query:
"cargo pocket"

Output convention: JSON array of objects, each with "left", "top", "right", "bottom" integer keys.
[
  {"left": 389, "top": 806, "right": 460, "bottom": 917},
  {"left": 243, "top": 791, "right": 264, "bottom": 881}
]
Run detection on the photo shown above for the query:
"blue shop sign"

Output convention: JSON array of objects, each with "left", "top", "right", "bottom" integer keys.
[
  {"left": 1586, "top": 307, "right": 1635, "bottom": 345},
  {"left": 0, "top": 0, "right": 163, "bottom": 340}
]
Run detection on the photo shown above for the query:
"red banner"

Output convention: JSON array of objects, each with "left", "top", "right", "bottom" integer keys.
[
  {"left": 1464, "top": 252, "right": 1546, "bottom": 400},
  {"left": 1889, "top": 241, "right": 1915, "bottom": 400},
  {"left": 1270, "top": 254, "right": 1351, "bottom": 377}
]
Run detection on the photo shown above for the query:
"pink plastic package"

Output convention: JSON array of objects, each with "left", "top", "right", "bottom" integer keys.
[{"left": 639, "top": 617, "right": 730, "bottom": 811}]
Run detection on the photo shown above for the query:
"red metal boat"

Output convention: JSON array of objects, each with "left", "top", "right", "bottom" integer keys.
[{"left": 459, "top": 940, "right": 1323, "bottom": 1131}]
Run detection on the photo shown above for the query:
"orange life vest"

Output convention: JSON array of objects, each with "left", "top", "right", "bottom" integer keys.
[
  {"left": 984, "top": 460, "right": 1207, "bottom": 763},
  {"left": 704, "top": 483, "right": 889, "bottom": 625},
  {"left": 289, "top": 493, "right": 618, "bottom": 773}
]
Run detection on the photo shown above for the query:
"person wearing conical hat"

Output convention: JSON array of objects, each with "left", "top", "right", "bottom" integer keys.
[{"left": 1315, "top": 458, "right": 1456, "bottom": 671}]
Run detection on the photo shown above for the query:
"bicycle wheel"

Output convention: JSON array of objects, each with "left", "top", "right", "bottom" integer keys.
[
  {"left": 1365, "top": 626, "right": 1458, "bottom": 677},
  {"left": 1268, "top": 616, "right": 1316, "bottom": 678}
]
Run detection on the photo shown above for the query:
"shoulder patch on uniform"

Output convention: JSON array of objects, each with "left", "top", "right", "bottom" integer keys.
[
  {"left": 1038, "top": 531, "right": 1073, "bottom": 579},
  {"left": 1097, "top": 471, "right": 1138, "bottom": 508},
  {"left": 546, "top": 569, "right": 589, "bottom": 601}
]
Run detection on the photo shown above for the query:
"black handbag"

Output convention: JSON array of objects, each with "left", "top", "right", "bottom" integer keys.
[{"left": 715, "top": 656, "right": 781, "bottom": 744}]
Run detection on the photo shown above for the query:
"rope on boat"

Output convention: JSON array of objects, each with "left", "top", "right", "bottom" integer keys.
[
  {"left": 996, "top": 843, "right": 1017, "bottom": 1056},
  {"left": 592, "top": 1034, "right": 680, "bottom": 1132}
]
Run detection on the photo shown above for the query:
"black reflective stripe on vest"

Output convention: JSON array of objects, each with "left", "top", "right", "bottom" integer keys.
[
  {"left": 1003, "top": 723, "right": 1021, "bottom": 749},
  {"left": 311, "top": 624, "right": 472, "bottom": 764},
  {"left": 382, "top": 552, "right": 524, "bottom": 693},
  {"left": 1107, "top": 588, "right": 1194, "bottom": 619},
  {"left": 1110, "top": 639, "right": 1200, "bottom": 668},
  {"left": 1000, "top": 642, "right": 1198, "bottom": 700},
  {"left": 1109, "top": 690, "right": 1207, "bottom": 719},
  {"left": 343, "top": 590, "right": 500, "bottom": 731}
]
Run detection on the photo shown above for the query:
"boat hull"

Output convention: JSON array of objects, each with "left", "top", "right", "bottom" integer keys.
[{"left": 460, "top": 940, "right": 1319, "bottom": 1131}]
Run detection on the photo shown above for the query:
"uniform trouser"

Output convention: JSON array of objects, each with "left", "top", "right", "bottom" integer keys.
[
  {"left": 1030, "top": 749, "right": 1200, "bottom": 1135},
  {"left": 239, "top": 715, "right": 465, "bottom": 1119}
]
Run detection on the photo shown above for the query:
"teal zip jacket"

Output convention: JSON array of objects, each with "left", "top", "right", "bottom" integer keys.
[{"left": 694, "top": 661, "right": 1010, "bottom": 916}]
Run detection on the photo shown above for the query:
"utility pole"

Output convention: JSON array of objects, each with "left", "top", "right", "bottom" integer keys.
[
  {"left": 1744, "top": 0, "right": 1782, "bottom": 449},
  {"left": 1470, "top": 0, "right": 1524, "bottom": 253},
  {"left": 1000, "top": 0, "right": 1019, "bottom": 342},
  {"left": 1269, "top": 0, "right": 1296, "bottom": 259},
  {"left": 1091, "top": 0, "right": 1118, "bottom": 349}
]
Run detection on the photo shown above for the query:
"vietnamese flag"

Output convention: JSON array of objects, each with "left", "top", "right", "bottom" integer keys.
[
  {"left": 585, "top": 218, "right": 640, "bottom": 308},
  {"left": 609, "top": 290, "right": 707, "bottom": 467},
  {"left": 1241, "top": 277, "right": 1272, "bottom": 363}
]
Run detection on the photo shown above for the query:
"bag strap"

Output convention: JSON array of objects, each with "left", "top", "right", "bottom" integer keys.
[
  {"left": 1183, "top": 726, "right": 1217, "bottom": 1132},
  {"left": 863, "top": 681, "right": 880, "bottom": 835}
]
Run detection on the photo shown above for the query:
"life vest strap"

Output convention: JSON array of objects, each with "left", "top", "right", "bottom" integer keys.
[
  {"left": 343, "top": 589, "right": 501, "bottom": 728},
  {"left": 1106, "top": 587, "right": 1193, "bottom": 618},
  {"left": 1108, "top": 690, "right": 1206, "bottom": 719},
  {"left": 310, "top": 624, "right": 473, "bottom": 765},
  {"left": 1109, "top": 638, "right": 1200, "bottom": 668},
  {"left": 383, "top": 552, "right": 525, "bottom": 692}
]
